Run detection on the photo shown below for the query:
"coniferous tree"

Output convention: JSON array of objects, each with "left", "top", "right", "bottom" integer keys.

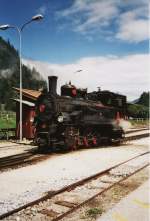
[{"left": 0, "top": 37, "right": 47, "bottom": 110}]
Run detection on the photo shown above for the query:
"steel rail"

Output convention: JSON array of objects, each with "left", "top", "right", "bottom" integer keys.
[
  {"left": 125, "top": 128, "right": 148, "bottom": 134},
  {"left": 124, "top": 133, "right": 149, "bottom": 141},
  {"left": 0, "top": 152, "right": 34, "bottom": 162},
  {"left": 52, "top": 163, "right": 149, "bottom": 221},
  {"left": 0, "top": 132, "right": 149, "bottom": 171},
  {"left": 0, "top": 153, "right": 52, "bottom": 171},
  {"left": 0, "top": 151, "right": 149, "bottom": 220}
]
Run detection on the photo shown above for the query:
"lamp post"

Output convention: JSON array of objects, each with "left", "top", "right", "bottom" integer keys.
[{"left": 0, "top": 14, "right": 43, "bottom": 142}]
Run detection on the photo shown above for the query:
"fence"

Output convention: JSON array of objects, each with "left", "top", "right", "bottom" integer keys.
[
  {"left": 0, "top": 112, "right": 16, "bottom": 140},
  {"left": 0, "top": 128, "right": 16, "bottom": 140},
  {"left": 0, "top": 111, "right": 16, "bottom": 119},
  {"left": 0, "top": 112, "right": 16, "bottom": 129}
]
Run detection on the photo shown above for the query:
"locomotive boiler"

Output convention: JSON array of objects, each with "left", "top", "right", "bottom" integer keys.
[{"left": 34, "top": 76, "right": 125, "bottom": 150}]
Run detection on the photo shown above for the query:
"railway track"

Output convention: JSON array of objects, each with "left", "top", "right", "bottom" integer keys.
[
  {"left": 0, "top": 151, "right": 52, "bottom": 171},
  {"left": 125, "top": 127, "right": 148, "bottom": 134},
  {"left": 0, "top": 152, "right": 36, "bottom": 169},
  {"left": 0, "top": 130, "right": 149, "bottom": 171},
  {"left": 124, "top": 130, "right": 149, "bottom": 141},
  {"left": 0, "top": 151, "right": 149, "bottom": 220},
  {"left": 0, "top": 143, "right": 33, "bottom": 149}
]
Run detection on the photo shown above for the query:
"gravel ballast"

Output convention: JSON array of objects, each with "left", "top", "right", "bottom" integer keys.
[{"left": 0, "top": 138, "right": 149, "bottom": 215}]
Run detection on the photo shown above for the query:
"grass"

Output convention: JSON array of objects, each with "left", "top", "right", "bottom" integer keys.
[
  {"left": 0, "top": 117, "right": 16, "bottom": 129},
  {"left": 85, "top": 207, "right": 103, "bottom": 219},
  {"left": 129, "top": 119, "right": 149, "bottom": 127}
]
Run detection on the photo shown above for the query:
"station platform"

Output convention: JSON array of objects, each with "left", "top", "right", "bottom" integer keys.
[{"left": 97, "top": 179, "right": 150, "bottom": 221}]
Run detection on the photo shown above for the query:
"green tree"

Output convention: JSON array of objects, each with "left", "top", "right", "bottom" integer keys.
[
  {"left": 137, "top": 92, "right": 149, "bottom": 107},
  {"left": 127, "top": 103, "right": 149, "bottom": 118},
  {"left": 0, "top": 37, "right": 47, "bottom": 110}
]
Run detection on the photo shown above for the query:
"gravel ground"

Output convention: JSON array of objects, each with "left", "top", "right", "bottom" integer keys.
[
  {"left": 0, "top": 142, "right": 36, "bottom": 158},
  {"left": 0, "top": 137, "right": 149, "bottom": 216},
  {"left": 61, "top": 167, "right": 149, "bottom": 221}
]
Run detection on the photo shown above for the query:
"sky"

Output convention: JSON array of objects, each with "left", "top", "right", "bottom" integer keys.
[{"left": 0, "top": 0, "right": 149, "bottom": 101}]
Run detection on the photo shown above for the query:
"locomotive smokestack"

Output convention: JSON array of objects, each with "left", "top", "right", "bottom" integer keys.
[{"left": 48, "top": 76, "right": 58, "bottom": 95}]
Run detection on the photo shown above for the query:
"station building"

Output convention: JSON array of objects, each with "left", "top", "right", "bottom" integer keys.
[{"left": 13, "top": 88, "right": 41, "bottom": 139}]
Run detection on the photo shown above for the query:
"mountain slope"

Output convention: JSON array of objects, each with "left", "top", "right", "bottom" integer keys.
[{"left": 0, "top": 37, "right": 47, "bottom": 110}]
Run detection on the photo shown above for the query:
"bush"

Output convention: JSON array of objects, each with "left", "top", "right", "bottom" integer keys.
[
  {"left": 127, "top": 104, "right": 149, "bottom": 118},
  {"left": 86, "top": 207, "right": 103, "bottom": 219}
]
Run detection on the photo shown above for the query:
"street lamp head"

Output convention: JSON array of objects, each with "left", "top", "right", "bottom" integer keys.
[
  {"left": 21, "top": 14, "right": 44, "bottom": 31},
  {"left": 74, "top": 70, "right": 83, "bottom": 73},
  {"left": 31, "top": 14, "right": 44, "bottom": 21},
  {"left": 0, "top": 24, "right": 11, "bottom": 30}
]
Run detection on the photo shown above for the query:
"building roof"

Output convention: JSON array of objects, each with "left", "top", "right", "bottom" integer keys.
[
  {"left": 13, "top": 87, "right": 41, "bottom": 101},
  {"left": 13, "top": 99, "right": 35, "bottom": 107}
]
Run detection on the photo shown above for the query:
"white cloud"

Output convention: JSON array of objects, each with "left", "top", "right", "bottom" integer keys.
[
  {"left": 56, "top": 0, "right": 149, "bottom": 42},
  {"left": 23, "top": 54, "right": 149, "bottom": 101},
  {"left": 118, "top": 0, "right": 148, "bottom": 7},
  {"left": 57, "top": 0, "right": 119, "bottom": 34},
  {"left": 116, "top": 19, "right": 148, "bottom": 42},
  {"left": 37, "top": 5, "right": 47, "bottom": 15},
  {"left": 0, "top": 68, "right": 14, "bottom": 78},
  {"left": 116, "top": 8, "right": 149, "bottom": 42}
]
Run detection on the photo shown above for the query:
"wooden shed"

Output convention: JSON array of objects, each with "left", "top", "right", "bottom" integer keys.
[{"left": 13, "top": 88, "right": 41, "bottom": 139}]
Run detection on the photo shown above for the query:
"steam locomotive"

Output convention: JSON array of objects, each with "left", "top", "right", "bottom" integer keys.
[{"left": 34, "top": 76, "right": 126, "bottom": 150}]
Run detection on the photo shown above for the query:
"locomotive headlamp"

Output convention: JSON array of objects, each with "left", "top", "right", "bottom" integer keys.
[{"left": 57, "top": 115, "right": 63, "bottom": 123}]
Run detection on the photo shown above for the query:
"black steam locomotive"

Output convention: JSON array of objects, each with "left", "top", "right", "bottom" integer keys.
[{"left": 34, "top": 76, "right": 126, "bottom": 150}]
